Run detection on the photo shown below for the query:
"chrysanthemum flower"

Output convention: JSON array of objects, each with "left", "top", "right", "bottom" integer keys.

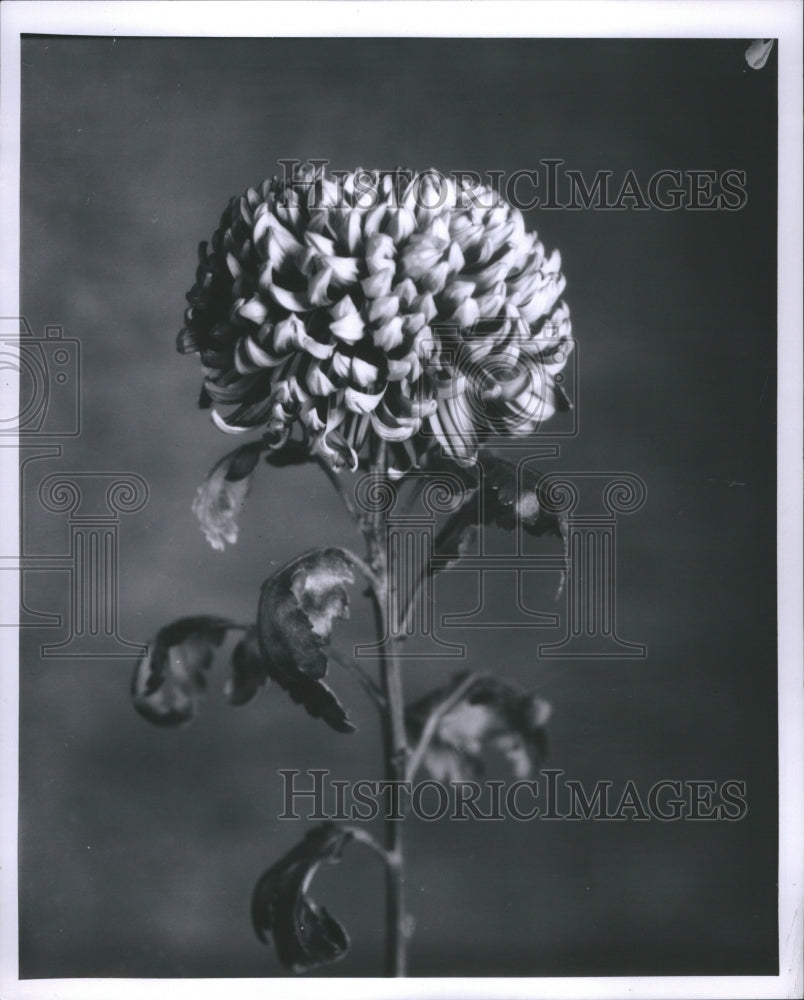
[{"left": 179, "top": 165, "right": 573, "bottom": 475}]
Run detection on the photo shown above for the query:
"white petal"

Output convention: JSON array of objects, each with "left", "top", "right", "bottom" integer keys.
[
  {"left": 367, "top": 295, "right": 400, "bottom": 324},
  {"left": 210, "top": 409, "right": 252, "bottom": 434},
  {"left": 306, "top": 362, "right": 336, "bottom": 396},
  {"left": 330, "top": 310, "right": 365, "bottom": 344},
  {"left": 238, "top": 297, "right": 268, "bottom": 325},
  {"left": 361, "top": 267, "right": 394, "bottom": 299},
  {"left": 373, "top": 316, "right": 404, "bottom": 351},
  {"left": 305, "top": 230, "right": 336, "bottom": 256},
  {"left": 308, "top": 267, "right": 333, "bottom": 306},
  {"left": 344, "top": 386, "right": 384, "bottom": 414},
  {"left": 351, "top": 356, "right": 379, "bottom": 387}
]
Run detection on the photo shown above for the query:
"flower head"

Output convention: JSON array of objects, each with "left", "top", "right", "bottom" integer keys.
[{"left": 179, "top": 165, "right": 572, "bottom": 475}]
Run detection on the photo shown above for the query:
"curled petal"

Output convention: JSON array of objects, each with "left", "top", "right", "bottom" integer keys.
[
  {"left": 238, "top": 296, "right": 269, "bottom": 326},
  {"left": 344, "top": 386, "right": 384, "bottom": 414},
  {"left": 367, "top": 295, "right": 400, "bottom": 324},
  {"left": 350, "top": 357, "right": 379, "bottom": 387},
  {"left": 330, "top": 310, "right": 365, "bottom": 344},
  {"left": 373, "top": 316, "right": 404, "bottom": 351},
  {"left": 210, "top": 409, "right": 253, "bottom": 435},
  {"left": 385, "top": 206, "right": 416, "bottom": 243},
  {"left": 361, "top": 267, "right": 394, "bottom": 299},
  {"left": 401, "top": 239, "right": 445, "bottom": 280},
  {"left": 244, "top": 336, "right": 284, "bottom": 368},
  {"left": 323, "top": 255, "right": 361, "bottom": 285},
  {"left": 179, "top": 165, "right": 573, "bottom": 473},
  {"left": 419, "top": 261, "right": 450, "bottom": 294},
  {"left": 306, "top": 361, "right": 337, "bottom": 397}
]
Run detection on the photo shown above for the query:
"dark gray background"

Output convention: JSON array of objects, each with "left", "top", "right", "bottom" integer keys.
[{"left": 19, "top": 37, "right": 777, "bottom": 977}]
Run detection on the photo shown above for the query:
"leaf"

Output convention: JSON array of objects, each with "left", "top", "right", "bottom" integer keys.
[
  {"left": 131, "top": 615, "right": 235, "bottom": 726},
  {"left": 263, "top": 437, "right": 310, "bottom": 467},
  {"left": 276, "top": 675, "right": 355, "bottom": 734},
  {"left": 225, "top": 440, "right": 264, "bottom": 480},
  {"left": 192, "top": 435, "right": 309, "bottom": 551},
  {"left": 224, "top": 626, "right": 270, "bottom": 706},
  {"left": 406, "top": 673, "right": 551, "bottom": 781},
  {"left": 192, "top": 442, "right": 264, "bottom": 551},
  {"left": 251, "top": 823, "right": 353, "bottom": 972},
  {"left": 433, "top": 449, "right": 566, "bottom": 571},
  {"left": 257, "top": 548, "right": 357, "bottom": 733}
]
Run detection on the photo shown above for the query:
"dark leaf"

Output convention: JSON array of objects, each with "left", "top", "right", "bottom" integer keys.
[
  {"left": 131, "top": 615, "right": 235, "bottom": 726},
  {"left": 257, "top": 548, "right": 356, "bottom": 733},
  {"left": 252, "top": 823, "right": 353, "bottom": 972},
  {"left": 264, "top": 438, "right": 310, "bottom": 467},
  {"left": 434, "top": 449, "right": 566, "bottom": 571},
  {"left": 406, "top": 672, "right": 551, "bottom": 781},
  {"left": 224, "top": 626, "right": 270, "bottom": 706},
  {"left": 277, "top": 674, "right": 355, "bottom": 734},
  {"left": 225, "top": 441, "right": 263, "bottom": 481}
]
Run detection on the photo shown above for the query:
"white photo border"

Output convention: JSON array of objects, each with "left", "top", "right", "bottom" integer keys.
[{"left": 0, "top": 2, "right": 801, "bottom": 998}]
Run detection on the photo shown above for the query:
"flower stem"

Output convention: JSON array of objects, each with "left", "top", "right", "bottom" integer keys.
[
  {"left": 319, "top": 447, "right": 410, "bottom": 976},
  {"left": 378, "top": 619, "right": 408, "bottom": 978},
  {"left": 367, "top": 447, "right": 409, "bottom": 977}
]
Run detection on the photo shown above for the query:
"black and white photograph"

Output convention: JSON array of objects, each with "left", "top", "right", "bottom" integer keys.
[{"left": 1, "top": 2, "right": 801, "bottom": 998}]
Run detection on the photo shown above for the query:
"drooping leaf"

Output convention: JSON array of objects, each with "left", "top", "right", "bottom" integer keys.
[
  {"left": 257, "top": 548, "right": 357, "bottom": 733},
  {"left": 252, "top": 823, "right": 353, "bottom": 972},
  {"left": 434, "top": 450, "right": 566, "bottom": 569},
  {"left": 192, "top": 442, "right": 264, "bottom": 551},
  {"left": 192, "top": 434, "right": 309, "bottom": 551},
  {"left": 406, "top": 673, "right": 551, "bottom": 781},
  {"left": 224, "top": 626, "right": 270, "bottom": 706},
  {"left": 275, "top": 674, "right": 355, "bottom": 734},
  {"left": 131, "top": 615, "right": 235, "bottom": 726},
  {"left": 224, "top": 440, "right": 264, "bottom": 480},
  {"left": 263, "top": 437, "right": 310, "bottom": 467}
]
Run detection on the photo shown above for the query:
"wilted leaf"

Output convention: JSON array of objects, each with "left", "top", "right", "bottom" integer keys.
[
  {"left": 277, "top": 675, "right": 355, "bottom": 734},
  {"left": 406, "top": 673, "right": 551, "bottom": 781},
  {"left": 192, "top": 435, "right": 310, "bottom": 551},
  {"left": 224, "top": 626, "right": 270, "bottom": 706},
  {"left": 257, "top": 548, "right": 357, "bottom": 732},
  {"left": 131, "top": 615, "right": 235, "bottom": 726},
  {"left": 192, "top": 442, "right": 264, "bottom": 551},
  {"left": 252, "top": 823, "right": 353, "bottom": 972},
  {"left": 435, "top": 450, "right": 565, "bottom": 566}
]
